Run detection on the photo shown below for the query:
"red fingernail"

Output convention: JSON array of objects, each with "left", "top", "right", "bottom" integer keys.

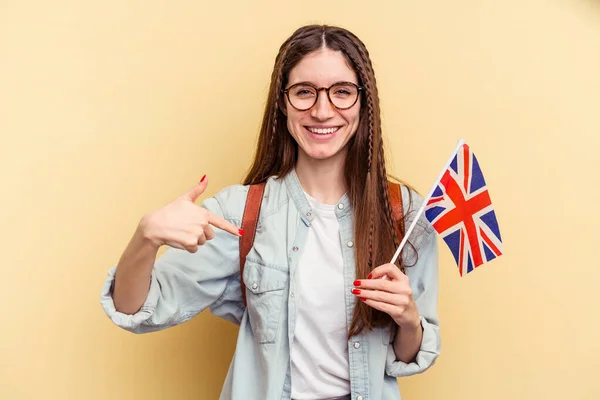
[
  {"left": 367, "top": 273, "right": 372, "bottom": 279},
  {"left": 238, "top": 229, "right": 245, "bottom": 236},
  {"left": 360, "top": 297, "right": 366, "bottom": 301},
  {"left": 352, "top": 288, "right": 361, "bottom": 295},
  {"left": 200, "top": 175, "right": 206, "bottom": 183},
  {"left": 353, "top": 280, "right": 361, "bottom": 287}
]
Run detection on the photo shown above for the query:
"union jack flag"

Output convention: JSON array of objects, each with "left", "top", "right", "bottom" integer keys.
[{"left": 424, "top": 142, "right": 503, "bottom": 276}]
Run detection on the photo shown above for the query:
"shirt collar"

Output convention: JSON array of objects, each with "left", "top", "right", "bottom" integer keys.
[{"left": 283, "top": 168, "right": 352, "bottom": 226}]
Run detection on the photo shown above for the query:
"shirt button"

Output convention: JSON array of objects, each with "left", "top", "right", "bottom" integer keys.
[
  {"left": 292, "top": 246, "right": 299, "bottom": 252},
  {"left": 337, "top": 203, "right": 344, "bottom": 210},
  {"left": 357, "top": 396, "right": 363, "bottom": 400},
  {"left": 354, "top": 341, "right": 360, "bottom": 349},
  {"left": 306, "top": 212, "right": 312, "bottom": 217},
  {"left": 347, "top": 241, "right": 354, "bottom": 248},
  {"left": 251, "top": 282, "right": 258, "bottom": 290},
  {"left": 291, "top": 292, "right": 295, "bottom": 298}
]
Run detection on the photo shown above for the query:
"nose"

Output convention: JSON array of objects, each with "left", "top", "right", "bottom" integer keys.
[{"left": 310, "top": 89, "right": 335, "bottom": 120}]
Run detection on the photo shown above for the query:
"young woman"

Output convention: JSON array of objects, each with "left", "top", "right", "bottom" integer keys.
[{"left": 101, "top": 24, "right": 440, "bottom": 400}]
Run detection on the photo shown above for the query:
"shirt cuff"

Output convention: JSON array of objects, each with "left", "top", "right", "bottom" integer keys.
[
  {"left": 385, "top": 316, "right": 441, "bottom": 377},
  {"left": 99, "top": 266, "right": 161, "bottom": 333}
]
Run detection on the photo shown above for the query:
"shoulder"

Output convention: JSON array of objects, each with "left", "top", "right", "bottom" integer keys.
[{"left": 201, "top": 175, "right": 289, "bottom": 223}]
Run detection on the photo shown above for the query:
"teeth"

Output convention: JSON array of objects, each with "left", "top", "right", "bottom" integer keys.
[{"left": 307, "top": 127, "right": 339, "bottom": 135}]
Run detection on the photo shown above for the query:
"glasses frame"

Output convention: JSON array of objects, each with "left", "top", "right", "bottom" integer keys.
[{"left": 282, "top": 81, "right": 363, "bottom": 111}]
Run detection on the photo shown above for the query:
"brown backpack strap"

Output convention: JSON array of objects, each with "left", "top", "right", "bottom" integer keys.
[
  {"left": 240, "top": 182, "right": 266, "bottom": 308},
  {"left": 387, "top": 180, "right": 405, "bottom": 247}
]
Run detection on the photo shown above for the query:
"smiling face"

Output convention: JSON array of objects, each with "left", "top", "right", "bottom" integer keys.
[{"left": 284, "top": 48, "right": 361, "bottom": 165}]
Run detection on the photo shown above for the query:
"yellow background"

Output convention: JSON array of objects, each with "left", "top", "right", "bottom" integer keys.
[{"left": 1, "top": 0, "right": 599, "bottom": 399}]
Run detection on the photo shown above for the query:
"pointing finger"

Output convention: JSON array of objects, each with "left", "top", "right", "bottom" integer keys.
[{"left": 207, "top": 212, "right": 244, "bottom": 237}]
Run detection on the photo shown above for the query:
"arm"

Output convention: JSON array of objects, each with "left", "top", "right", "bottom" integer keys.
[
  {"left": 387, "top": 230, "right": 441, "bottom": 377},
  {"left": 392, "top": 313, "right": 423, "bottom": 363},
  {"left": 112, "top": 223, "right": 159, "bottom": 315},
  {"left": 100, "top": 179, "right": 244, "bottom": 333},
  {"left": 352, "top": 225, "right": 440, "bottom": 376}
]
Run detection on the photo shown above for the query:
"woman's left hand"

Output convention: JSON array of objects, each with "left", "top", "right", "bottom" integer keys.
[{"left": 352, "top": 263, "right": 420, "bottom": 329}]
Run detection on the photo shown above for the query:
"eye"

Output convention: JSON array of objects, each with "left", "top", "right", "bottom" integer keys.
[
  {"left": 290, "top": 85, "right": 316, "bottom": 98},
  {"left": 331, "top": 85, "right": 356, "bottom": 97},
  {"left": 295, "top": 89, "right": 315, "bottom": 96},
  {"left": 335, "top": 89, "right": 351, "bottom": 95}
]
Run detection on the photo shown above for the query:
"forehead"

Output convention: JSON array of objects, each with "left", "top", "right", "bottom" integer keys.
[{"left": 287, "top": 48, "right": 358, "bottom": 86}]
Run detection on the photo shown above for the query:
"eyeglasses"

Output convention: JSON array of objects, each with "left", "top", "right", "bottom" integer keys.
[{"left": 283, "top": 81, "right": 363, "bottom": 111}]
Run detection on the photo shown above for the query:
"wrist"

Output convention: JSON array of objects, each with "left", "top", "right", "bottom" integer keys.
[
  {"left": 137, "top": 213, "right": 162, "bottom": 250},
  {"left": 398, "top": 315, "right": 421, "bottom": 332},
  {"left": 396, "top": 301, "right": 421, "bottom": 330}
]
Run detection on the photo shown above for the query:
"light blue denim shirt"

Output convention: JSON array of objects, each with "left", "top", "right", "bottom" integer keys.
[{"left": 100, "top": 170, "right": 440, "bottom": 400}]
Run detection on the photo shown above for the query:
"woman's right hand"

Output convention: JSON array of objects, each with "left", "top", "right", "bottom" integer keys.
[{"left": 137, "top": 175, "right": 243, "bottom": 253}]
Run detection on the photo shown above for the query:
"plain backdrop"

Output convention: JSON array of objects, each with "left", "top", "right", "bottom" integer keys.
[{"left": 1, "top": 0, "right": 599, "bottom": 399}]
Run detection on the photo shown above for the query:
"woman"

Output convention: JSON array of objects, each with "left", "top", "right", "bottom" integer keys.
[{"left": 101, "top": 24, "right": 440, "bottom": 400}]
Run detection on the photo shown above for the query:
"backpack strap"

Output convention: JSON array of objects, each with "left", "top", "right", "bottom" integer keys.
[
  {"left": 387, "top": 180, "right": 405, "bottom": 248},
  {"left": 239, "top": 182, "right": 266, "bottom": 308}
]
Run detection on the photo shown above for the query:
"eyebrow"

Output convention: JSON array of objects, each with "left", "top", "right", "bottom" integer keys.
[{"left": 286, "top": 80, "right": 359, "bottom": 87}]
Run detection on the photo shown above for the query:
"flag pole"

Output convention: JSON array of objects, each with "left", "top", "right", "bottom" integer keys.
[{"left": 389, "top": 138, "right": 466, "bottom": 265}]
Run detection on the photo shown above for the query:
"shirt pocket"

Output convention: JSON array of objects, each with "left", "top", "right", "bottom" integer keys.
[{"left": 242, "top": 259, "right": 288, "bottom": 344}]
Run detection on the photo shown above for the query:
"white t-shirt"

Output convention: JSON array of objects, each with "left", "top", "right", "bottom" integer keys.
[{"left": 290, "top": 191, "right": 351, "bottom": 399}]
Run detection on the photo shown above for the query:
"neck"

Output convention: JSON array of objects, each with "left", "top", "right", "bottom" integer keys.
[{"left": 295, "top": 149, "right": 347, "bottom": 205}]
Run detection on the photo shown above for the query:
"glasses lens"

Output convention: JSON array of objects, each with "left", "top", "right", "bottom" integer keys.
[
  {"left": 329, "top": 83, "right": 359, "bottom": 109},
  {"left": 288, "top": 84, "right": 317, "bottom": 110}
]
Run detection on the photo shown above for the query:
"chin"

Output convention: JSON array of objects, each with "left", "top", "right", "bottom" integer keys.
[
  {"left": 303, "top": 146, "right": 343, "bottom": 161},
  {"left": 308, "top": 153, "right": 334, "bottom": 160}
]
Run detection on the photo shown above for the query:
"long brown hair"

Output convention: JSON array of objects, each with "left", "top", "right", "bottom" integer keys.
[{"left": 243, "top": 25, "right": 409, "bottom": 337}]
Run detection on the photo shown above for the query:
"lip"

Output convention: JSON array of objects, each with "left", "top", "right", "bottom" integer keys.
[
  {"left": 303, "top": 125, "right": 342, "bottom": 141},
  {"left": 305, "top": 125, "right": 341, "bottom": 129}
]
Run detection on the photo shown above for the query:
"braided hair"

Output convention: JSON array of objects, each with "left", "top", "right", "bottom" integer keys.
[{"left": 244, "top": 25, "right": 414, "bottom": 337}]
